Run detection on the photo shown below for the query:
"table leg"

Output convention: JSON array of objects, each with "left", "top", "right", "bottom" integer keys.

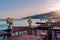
[
  {"left": 27, "top": 28, "right": 32, "bottom": 35},
  {"left": 18, "top": 32, "right": 20, "bottom": 35},
  {"left": 54, "top": 31, "right": 57, "bottom": 40},
  {"left": 34, "top": 29, "right": 37, "bottom": 36},
  {"left": 48, "top": 32, "right": 52, "bottom": 40},
  {"left": 3, "top": 35, "right": 6, "bottom": 39},
  {"left": 30, "top": 28, "right": 33, "bottom": 35}
]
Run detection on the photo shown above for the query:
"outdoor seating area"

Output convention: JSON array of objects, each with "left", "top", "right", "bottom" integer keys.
[
  {"left": 0, "top": 16, "right": 60, "bottom": 40},
  {"left": 1, "top": 0, "right": 60, "bottom": 40},
  {"left": 0, "top": 21, "right": 59, "bottom": 40}
]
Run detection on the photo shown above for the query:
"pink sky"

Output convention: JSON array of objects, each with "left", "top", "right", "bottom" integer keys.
[{"left": 0, "top": 0, "right": 60, "bottom": 19}]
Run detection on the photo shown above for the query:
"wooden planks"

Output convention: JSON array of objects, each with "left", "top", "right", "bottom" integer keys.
[{"left": 4, "top": 35, "right": 41, "bottom": 40}]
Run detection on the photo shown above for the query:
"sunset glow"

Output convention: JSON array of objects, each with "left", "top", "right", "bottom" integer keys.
[
  {"left": 54, "top": 10, "right": 60, "bottom": 17},
  {"left": 50, "top": 3, "right": 60, "bottom": 11},
  {"left": 0, "top": 0, "right": 60, "bottom": 19}
]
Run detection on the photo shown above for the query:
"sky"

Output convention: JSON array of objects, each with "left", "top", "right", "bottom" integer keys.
[{"left": 0, "top": 0, "right": 60, "bottom": 19}]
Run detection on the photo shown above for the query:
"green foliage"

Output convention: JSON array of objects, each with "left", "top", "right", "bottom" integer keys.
[
  {"left": 6, "top": 17, "right": 13, "bottom": 29},
  {"left": 6, "top": 18, "right": 13, "bottom": 24}
]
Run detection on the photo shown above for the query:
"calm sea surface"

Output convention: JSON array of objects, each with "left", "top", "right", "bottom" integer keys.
[{"left": 0, "top": 19, "right": 41, "bottom": 30}]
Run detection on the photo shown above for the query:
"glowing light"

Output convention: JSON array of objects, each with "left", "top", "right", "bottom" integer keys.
[{"left": 50, "top": 3, "right": 60, "bottom": 11}]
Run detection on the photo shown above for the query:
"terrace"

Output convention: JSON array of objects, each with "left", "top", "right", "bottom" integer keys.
[{"left": 0, "top": 21, "right": 60, "bottom": 40}]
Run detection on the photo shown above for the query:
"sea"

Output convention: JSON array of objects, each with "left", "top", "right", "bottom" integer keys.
[{"left": 0, "top": 19, "right": 60, "bottom": 40}]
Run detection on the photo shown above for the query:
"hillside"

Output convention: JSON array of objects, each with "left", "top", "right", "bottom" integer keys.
[{"left": 22, "top": 11, "right": 59, "bottom": 19}]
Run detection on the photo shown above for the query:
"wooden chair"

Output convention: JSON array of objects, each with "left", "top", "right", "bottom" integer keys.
[
  {"left": 3, "top": 29, "right": 13, "bottom": 37},
  {"left": 40, "top": 25, "right": 53, "bottom": 40},
  {"left": 3, "top": 26, "right": 30, "bottom": 37},
  {"left": 11, "top": 26, "right": 30, "bottom": 36},
  {"left": 53, "top": 21, "right": 60, "bottom": 40}
]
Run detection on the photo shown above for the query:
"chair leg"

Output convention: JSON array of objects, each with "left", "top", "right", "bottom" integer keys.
[
  {"left": 43, "top": 38, "right": 47, "bottom": 40},
  {"left": 18, "top": 32, "right": 20, "bottom": 35},
  {"left": 14, "top": 33, "right": 16, "bottom": 36},
  {"left": 40, "top": 36, "right": 46, "bottom": 40},
  {"left": 3, "top": 35, "right": 6, "bottom": 39},
  {"left": 54, "top": 31, "right": 58, "bottom": 40},
  {"left": 43, "top": 38, "right": 46, "bottom": 40},
  {"left": 56, "top": 32, "right": 58, "bottom": 40}
]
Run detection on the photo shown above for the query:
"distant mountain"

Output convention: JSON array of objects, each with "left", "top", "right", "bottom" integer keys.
[{"left": 22, "top": 11, "right": 60, "bottom": 19}]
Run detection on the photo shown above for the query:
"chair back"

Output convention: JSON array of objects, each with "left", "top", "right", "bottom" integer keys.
[
  {"left": 45, "top": 24, "right": 53, "bottom": 40},
  {"left": 11, "top": 26, "right": 30, "bottom": 36}
]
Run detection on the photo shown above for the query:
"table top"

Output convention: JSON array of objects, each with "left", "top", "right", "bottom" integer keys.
[
  {"left": 36, "top": 22, "right": 56, "bottom": 24},
  {"left": 32, "top": 26, "right": 60, "bottom": 31},
  {"left": 52, "top": 27, "right": 60, "bottom": 31},
  {"left": 4, "top": 35, "right": 41, "bottom": 40},
  {"left": 36, "top": 22, "right": 46, "bottom": 24},
  {"left": 0, "top": 30, "right": 9, "bottom": 36},
  {"left": 13, "top": 25, "right": 60, "bottom": 30}
]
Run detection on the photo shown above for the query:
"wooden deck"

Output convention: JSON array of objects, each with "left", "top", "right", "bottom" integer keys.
[
  {"left": 0, "top": 30, "right": 9, "bottom": 39},
  {"left": 0, "top": 30, "right": 9, "bottom": 36},
  {"left": 2, "top": 22, "right": 60, "bottom": 40},
  {"left": 4, "top": 35, "right": 41, "bottom": 40}
]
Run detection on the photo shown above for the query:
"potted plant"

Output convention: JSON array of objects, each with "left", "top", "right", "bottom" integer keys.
[
  {"left": 6, "top": 17, "right": 13, "bottom": 29},
  {"left": 28, "top": 17, "right": 32, "bottom": 27},
  {"left": 47, "top": 16, "right": 53, "bottom": 27}
]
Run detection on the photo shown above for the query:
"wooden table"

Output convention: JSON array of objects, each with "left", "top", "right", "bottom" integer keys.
[
  {"left": 0, "top": 30, "right": 8, "bottom": 36},
  {"left": 52, "top": 27, "right": 60, "bottom": 40},
  {"left": 35, "top": 22, "right": 53, "bottom": 40},
  {"left": 32, "top": 26, "right": 60, "bottom": 40},
  {"left": 12, "top": 26, "right": 33, "bottom": 35},
  {"left": 12, "top": 26, "right": 41, "bottom": 35},
  {"left": 13, "top": 24, "right": 60, "bottom": 40},
  {"left": 4, "top": 35, "right": 41, "bottom": 40},
  {"left": 36, "top": 22, "right": 60, "bottom": 40},
  {"left": 12, "top": 25, "right": 52, "bottom": 40}
]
